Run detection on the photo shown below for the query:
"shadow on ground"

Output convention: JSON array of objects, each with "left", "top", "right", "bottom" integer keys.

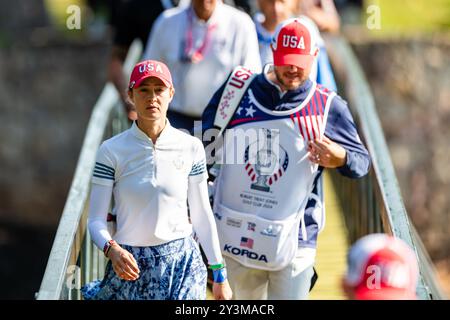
[{"left": 0, "top": 220, "right": 55, "bottom": 299}]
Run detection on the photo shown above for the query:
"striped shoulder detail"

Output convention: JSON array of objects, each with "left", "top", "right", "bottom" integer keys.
[
  {"left": 289, "top": 88, "right": 330, "bottom": 142},
  {"left": 93, "top": 162, "right": 115, "bottom": 181},
  {"left": 189, "top": 159, "right": 206, "bottom": 176}
]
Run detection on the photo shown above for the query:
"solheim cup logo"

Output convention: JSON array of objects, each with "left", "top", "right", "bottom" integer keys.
[
  {"left": 252, "top": 130, "right": 277, "bottom": 192},
  {"left": 244, "top": 129, "right": 288, "bottom": 192}
]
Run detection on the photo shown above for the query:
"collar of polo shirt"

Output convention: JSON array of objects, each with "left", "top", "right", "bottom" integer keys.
[{"left": 131, "top": 120, "right": 173, "bottom": 144}]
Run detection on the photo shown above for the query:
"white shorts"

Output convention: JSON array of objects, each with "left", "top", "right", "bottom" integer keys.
[{"left": 225, "top": 247, "right": 316, "bottom": 300}]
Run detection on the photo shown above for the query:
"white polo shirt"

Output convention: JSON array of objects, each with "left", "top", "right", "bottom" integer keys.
[
  {"left": 143, "top": 1, "right": 262, "bottom": 117},
  {"left": 91, "top": 121, "right": 208, "bottom": 247}
]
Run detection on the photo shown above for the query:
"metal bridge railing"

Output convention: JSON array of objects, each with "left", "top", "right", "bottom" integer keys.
[
  {"left": 36, "top": 40, "right": 142, "bottom": 300},
  {"left": 325, "top": 35, "right": 447, "bottom": 300},
  {"left": 37, "top": 36, "right": 446, "bottom": 300}
]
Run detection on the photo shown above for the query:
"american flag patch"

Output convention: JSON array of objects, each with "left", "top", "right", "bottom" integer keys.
[{"left": 240, "top": 237, "right": 254, "bottom": 249}]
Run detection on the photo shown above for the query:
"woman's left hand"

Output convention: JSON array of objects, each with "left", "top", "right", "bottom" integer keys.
[
  {"left": 212, "top": 280, "right": 233, "bottom": 300},
  {"left": 108, "top": 244, "right": 140, "bottom": 281}
]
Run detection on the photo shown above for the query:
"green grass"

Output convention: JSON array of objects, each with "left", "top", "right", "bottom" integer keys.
[
  {"left": 363, "top": 0, "right": 450, "bottom": 34},
  {"left": 44, "top": 0, "right": 86, "bottom": 35}
]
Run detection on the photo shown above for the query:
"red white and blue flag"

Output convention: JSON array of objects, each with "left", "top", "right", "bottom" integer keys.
[
  {"left": 240, "top": 237, "right": 254, "bottom": 249},
  {"left": 289, "top": 85, "right": 329, "bottom": 142}
]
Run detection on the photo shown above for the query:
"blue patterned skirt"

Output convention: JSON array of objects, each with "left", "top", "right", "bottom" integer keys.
[{"left": 81, "top": 236, "right": 207, "bottom": 300}]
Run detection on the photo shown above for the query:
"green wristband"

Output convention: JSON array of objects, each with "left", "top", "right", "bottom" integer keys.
[{"left": 209, "top": 263, "right": 225, "bottom": 270}]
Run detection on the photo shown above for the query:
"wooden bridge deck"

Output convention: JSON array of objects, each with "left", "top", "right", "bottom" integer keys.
[
  {"left": 309, "top": 171, "right": 349, "bottom": 300},
  {"left": 207, "top": 171, "right": 349, "bottom": 300}
]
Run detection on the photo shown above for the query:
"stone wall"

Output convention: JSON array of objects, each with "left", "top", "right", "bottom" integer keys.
[
  {"left": 0, "top": 38, "right": 111, "bottom": 298},
  {"left": 0, "top": 40, "right": 110, "bottom": 226},
  {"left": 351, "top": 35, "right": 450, "bottom": 294}
]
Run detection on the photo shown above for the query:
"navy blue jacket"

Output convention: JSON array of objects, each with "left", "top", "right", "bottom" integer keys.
[{"left": 202, "top": 68, "right": 371, "bottom": 248}]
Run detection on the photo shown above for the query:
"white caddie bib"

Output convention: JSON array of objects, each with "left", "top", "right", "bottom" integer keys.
[
  {"left": 216, "top": 202, "right": 302, "bottom": 270},
  {"left": 214, "top": 83, "right": 335, "bottom": 270}
]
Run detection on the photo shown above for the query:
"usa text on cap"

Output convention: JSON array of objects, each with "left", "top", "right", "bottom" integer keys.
[
  {"left": 271, "top": 17, "right": 319, "bottom": 70},
  {"left": 129, "top": 60, "right": 173, "bottom": 89}
]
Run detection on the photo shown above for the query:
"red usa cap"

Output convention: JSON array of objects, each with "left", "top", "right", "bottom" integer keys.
[
  {"left": 271, "top": 17, "right": 318, "bottom": 70},
  {"left": 128, "top": 60, "right": 172, "bottom": 89},
  {"left": 345, "top": 234, "right": 419, "bottom": 300}
]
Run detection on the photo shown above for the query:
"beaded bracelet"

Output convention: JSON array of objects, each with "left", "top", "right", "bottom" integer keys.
[{"left": 103, "top": 239, "right": 117, "bottom": 257}]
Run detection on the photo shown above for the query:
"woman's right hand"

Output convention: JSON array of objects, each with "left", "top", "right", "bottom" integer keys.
[{"left": 107, "top": 244, "right": 140, "bottom": 281}]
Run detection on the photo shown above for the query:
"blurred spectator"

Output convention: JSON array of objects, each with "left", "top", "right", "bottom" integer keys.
[
  {"left": 254, "top": 0, "right": 337, "bottom": 91},
  {"left": 233, "top": 0, "right": 255, "bottom": 15},
  {"left": 254, "top": 0, "right": 297, "bottom": 64},
  {"left": 143, "top": 0, "right": 261, "bottom": 131},
  {"left": 296, "top": 0, "right": 340, "bottom": 33},
  {"left": 342, "top": 233, "right": 419, "bottom": 300},
  {"left": 227, "top": 0, "right": 255, "bottom": 15}
]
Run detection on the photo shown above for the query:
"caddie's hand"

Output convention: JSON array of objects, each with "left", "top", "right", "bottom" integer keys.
[
  {"left": 212, "top": 280, "right": 233, "bottom": 300},
  {"left": 108, "top": 244, "right": 140, "bottom": 281},
  {"left": 308, "top": 135, "right": 347, "bottom": 168}
]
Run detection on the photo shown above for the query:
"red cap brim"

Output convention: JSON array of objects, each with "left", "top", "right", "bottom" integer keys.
[
  {"left": 355, "top": 287, "right": 417, "bottom": 300},
  {"left": 273, "top": 52, "right": 314, "bottom": 70},
  {"left": 132, "top": 74, "right": 171, "bottom": 89}
]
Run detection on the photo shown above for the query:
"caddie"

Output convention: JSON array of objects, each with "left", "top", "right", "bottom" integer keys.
[{"left": 201, "top": 17, "right": 371, "bottom": 299}]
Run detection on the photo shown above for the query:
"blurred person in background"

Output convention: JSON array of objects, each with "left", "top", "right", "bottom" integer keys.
[
  {"left": 230, "top": 0, "right": 254, "bottom": 14},
  {"left": 296, "top": 0, "right": 340, "bottom": 33},
  {"left": 254, "top": 0, "right": 337, "bottom": 90},
  {"left": 143, "top": 0, "right": 261, "bottom": 132},
  {"left": 254, "top": 0, "right": 298, "bottom": 65},
  {"left": 342, "top": 233, "right": 419, "bottom": 300},
  {"left": 92, "top": 0, "right": 189, "bottom": 121}
]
